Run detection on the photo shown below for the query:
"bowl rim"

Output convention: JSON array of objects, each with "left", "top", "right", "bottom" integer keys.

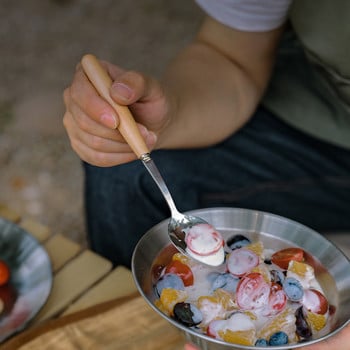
[{"left": 132, "top": 207, "right": 350, "bottom": 349}]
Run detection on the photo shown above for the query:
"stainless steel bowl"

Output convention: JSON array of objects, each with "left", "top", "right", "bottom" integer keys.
[{"left": 132, "top": 208, "right": 350, "bottom": 350}]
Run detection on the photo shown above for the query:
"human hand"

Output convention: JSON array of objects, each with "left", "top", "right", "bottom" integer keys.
[{"left": 63, "top": 57, "right": 169, "bottom": 167}]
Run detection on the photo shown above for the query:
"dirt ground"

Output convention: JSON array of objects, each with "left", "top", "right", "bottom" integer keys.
[{"left": 0, "top": 0, "right": 203, "bottom": 245}]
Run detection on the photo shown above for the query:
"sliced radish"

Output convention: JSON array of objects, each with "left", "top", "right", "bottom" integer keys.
[
  {"left": 236, "top": 272, "right": 270, "bottom": 310},
  {"left": 186, "top": 224, "right": 224, "bottom": 257},
  {"left": 263, "top": 282, "right": 287, "bottom": 316},
  {"left": 227, "top": 248, "right": 259, "bottom": 277}
]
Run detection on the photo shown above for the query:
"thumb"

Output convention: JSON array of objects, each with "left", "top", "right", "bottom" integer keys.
[
  {"left": 111, "top": 70, "right": 159, "bottom": 106},
  {"left": 111, "top": 81, "right": 134, "bottom": 104},
  {"left": 110, "top": 70, "right": 142, "bottom": 105}
]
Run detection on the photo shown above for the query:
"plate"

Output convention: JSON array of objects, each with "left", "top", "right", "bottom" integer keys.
[{"left": 0, "top": 217, "right": 52, "bottom": 342}]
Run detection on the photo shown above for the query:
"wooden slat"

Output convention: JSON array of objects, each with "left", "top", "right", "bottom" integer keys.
[
  {"left": 10, "top": 296, "right": 184, "bottom": 350},
  {"left": 62, "top": 266, "right": 138, "bottom": 315},
  {"left": 0, "top": 204, "right": 21, "bottom": 223},
  {"left": 32, "top": 250, "right": 112, "bottom": 323},
  {"left": 20, "top": 218, "right": 51, "bottom": 242},
  {"left": 43, "top": 234, "right": 81, "bottom": 272}
]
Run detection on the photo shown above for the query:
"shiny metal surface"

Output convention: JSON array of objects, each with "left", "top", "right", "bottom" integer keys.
[
  {"left": 0, "top": 218, "right": 52, "bottom": 342},
  {"left": 132, "top": 207, "right": 350, "bottom": 350},
  {"left": 141, "top": 154, "right": 219, "bottom": 265}
]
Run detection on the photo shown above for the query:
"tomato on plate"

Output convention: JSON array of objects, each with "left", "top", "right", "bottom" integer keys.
[
  {"left": 165, "top": 260, "right": 194, "bottom": 286},
  {"left": 0, "top": 260, "right": 10, "bottom": 286},
  {"left": 271, "top": 247, "right": 304, "bottom": 270}
]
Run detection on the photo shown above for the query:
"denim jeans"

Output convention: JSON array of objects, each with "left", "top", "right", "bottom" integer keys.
[{"left": 83, "top": 107, "right": 350, "bottom": 267}]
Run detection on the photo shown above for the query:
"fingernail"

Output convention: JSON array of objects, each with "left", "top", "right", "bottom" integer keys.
[
  {"left": 112, "top": 82, "right": 133, "bottom": 100},
  {"left": 100, "top": 113, "right": 117, "bottom": 129}
]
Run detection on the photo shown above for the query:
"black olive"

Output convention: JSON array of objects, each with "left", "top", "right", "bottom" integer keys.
[
  {"left": 226, "top": 234, "right": 251, "bottom": 250},
  {"left": 173, "top": 302, "right": 203, "bottom": 327},
  {"left": 295, "top": 306, "right": 312, "bottom": 340}
]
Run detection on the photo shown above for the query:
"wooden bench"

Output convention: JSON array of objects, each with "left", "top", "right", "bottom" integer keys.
[{"left": 0, "top": 203, "right": 138, "bottom": 325}]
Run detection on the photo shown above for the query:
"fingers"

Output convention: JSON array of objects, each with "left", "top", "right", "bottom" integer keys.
[
  {"left": 65, "top": 68, "right": 118, "bottom": 129},
  {"left": 63, "top": 109, "right": 155, "bottom": 167},
  {"left": 69, "top": 138, "right": 137, "bottom": 167},
  {"left": 110, "top": 69, "right": 161, "bottom": 106},
  {"left": 63, "top": 91, "right": 123, "bottom": 142},
  {"left": 63, "top": 109, "right": 156, "bottom": 167},
  {"left": 63, "top": 111, "right": 136, "bottom": 167},
  {"left": 63, "top": 58, "right": 162, "bottom": 167}
]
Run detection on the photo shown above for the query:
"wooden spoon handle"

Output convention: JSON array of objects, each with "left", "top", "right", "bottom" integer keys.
[{"left": 81, "top": 54, "right": 149, "bottom": 158}]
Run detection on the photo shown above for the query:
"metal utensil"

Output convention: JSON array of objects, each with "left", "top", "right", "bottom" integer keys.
[{"left": 81, "top": 54, "right": 224, "bottom": 266}]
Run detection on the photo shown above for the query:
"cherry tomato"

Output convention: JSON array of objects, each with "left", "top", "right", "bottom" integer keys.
[
  {"left": 236, "top": 272, "right": 270, "bottom": 310},
  {"left": 302, "top": 288, "right": 329, "bottom": 315},
  {"left": 0, "top": 260, "right": 10, "bottom": 286},
  {"left": 271, "top": 247, "right": 304, "bottom": 270},
  {"left": 165, "top": 260, "right": 194, "bottom": 286}
]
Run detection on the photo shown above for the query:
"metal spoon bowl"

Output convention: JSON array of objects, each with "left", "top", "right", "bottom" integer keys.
[
  {"left": 81, "top": 54, "right": 225, "bottom": 266},
  {"left": 140, "top": 153, "right": 225, "bottom": 266}
]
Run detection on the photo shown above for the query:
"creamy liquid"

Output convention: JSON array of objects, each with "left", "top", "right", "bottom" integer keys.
[
  {"left": 185, "top": 223, "right": 225, "bottom": 266},
  {"left": 186, "top": 246, "right": 225, "bottom": 266}
]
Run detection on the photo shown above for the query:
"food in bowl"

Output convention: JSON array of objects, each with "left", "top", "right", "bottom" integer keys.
[
  {"left": 132, "top": 208, "right": 350, "bottom": 350},
  {"left": 152, "top": 234, "right": 334, "bottom": 347},
  {"left": 185, "top": 223, "right": 225, "bottom": 266}
]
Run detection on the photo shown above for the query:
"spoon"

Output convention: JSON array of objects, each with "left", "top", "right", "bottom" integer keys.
[{"left": 81, "top": 54, "right": 225, "bottom": 266}]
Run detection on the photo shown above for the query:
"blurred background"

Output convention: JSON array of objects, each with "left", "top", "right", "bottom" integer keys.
[{"left": 0, "top": 0, "right": 203, "bottom": 246}]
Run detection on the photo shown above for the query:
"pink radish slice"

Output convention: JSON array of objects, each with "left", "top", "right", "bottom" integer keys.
[
  {"left": 236, "top": 272, "right": 270, "bottom": 310},
  {"left": 227, "top": 248, "right": 259, "bottom": 277},
  {"left": 263, "top": 282, "right": 287, "bottom": 316},
  {"left": 186, "top": 224, "right": 224, "bottom": 256}
]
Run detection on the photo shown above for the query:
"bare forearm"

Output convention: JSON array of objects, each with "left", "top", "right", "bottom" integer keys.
[
  {"left": 157, "top": 43, "right": 260, "bottom": 148},
  {"left": 62, "top": 17, "right": 284, "bottom": 167},
  {"left": 157, "top": 18, "right": 284, "bottom": 149}
]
